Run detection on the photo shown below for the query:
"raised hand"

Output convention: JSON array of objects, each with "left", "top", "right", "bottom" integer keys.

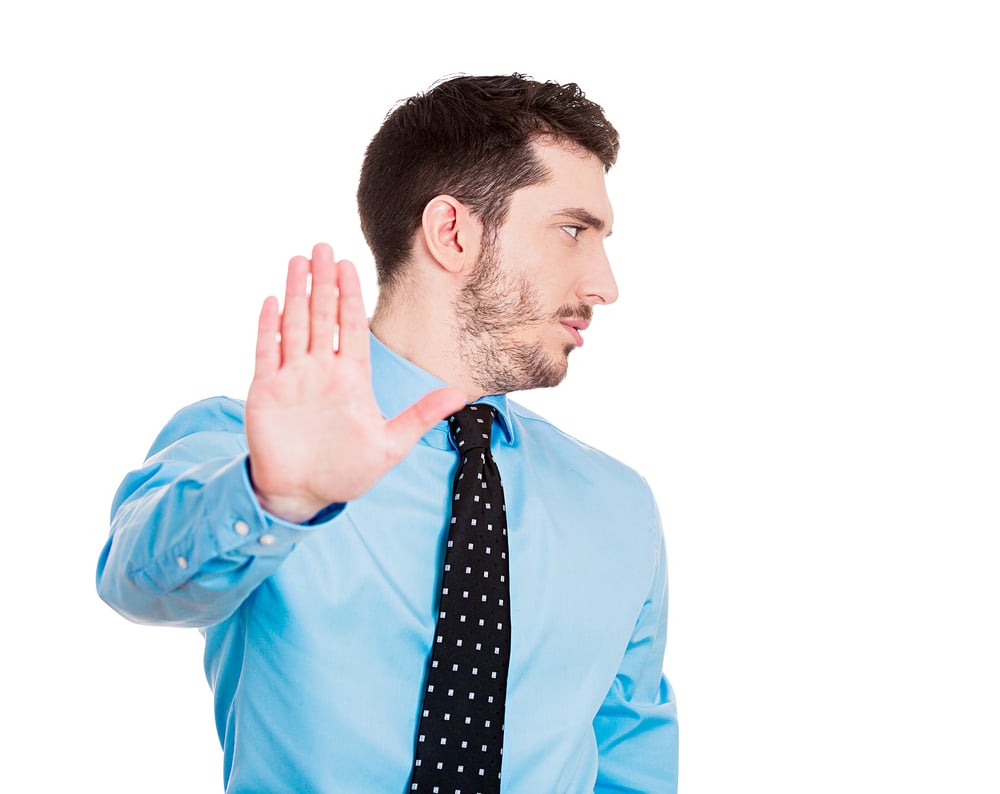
[{"left": 245, "top": 243, "right": 466, "bottom": 523}]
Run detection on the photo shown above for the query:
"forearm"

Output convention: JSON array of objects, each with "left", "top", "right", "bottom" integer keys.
[
  {"left": 593, "top": 676, "right": 679, "bottom": 793},
  {"left": 96, "top": 398, "right": 338, "bottom": 627},
  {"left": 99, "top": 455, "right": 318, "bottom": 627}
]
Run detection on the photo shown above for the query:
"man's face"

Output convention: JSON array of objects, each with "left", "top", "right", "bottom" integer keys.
[{"left": 454, "top": 141, "right": 618, "bottom": 394}]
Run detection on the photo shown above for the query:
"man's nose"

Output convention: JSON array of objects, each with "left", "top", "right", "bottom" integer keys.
[{"left": 578, "top": 246, "right": 619, "bottom": 306}]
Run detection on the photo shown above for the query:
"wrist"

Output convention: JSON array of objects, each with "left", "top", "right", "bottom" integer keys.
[
  {"left": 247, "top": 457, "right": 328, "bottom": 524},
  {"left": 254, "top": 490, "right": 328, "bottom": 525}
]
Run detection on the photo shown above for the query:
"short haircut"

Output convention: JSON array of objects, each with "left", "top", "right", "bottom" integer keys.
[{"left": 357, "top": 73, "right": 620, "bottom": 291}]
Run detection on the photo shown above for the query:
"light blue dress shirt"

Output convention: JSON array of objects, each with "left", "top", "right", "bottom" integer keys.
[{"left": 97, "top": 334, "right": 678, "bottom": 793}]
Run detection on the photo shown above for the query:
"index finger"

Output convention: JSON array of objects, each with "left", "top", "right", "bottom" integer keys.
[{"left": 334, "top": 258, "right": 369, "bottom": 361}]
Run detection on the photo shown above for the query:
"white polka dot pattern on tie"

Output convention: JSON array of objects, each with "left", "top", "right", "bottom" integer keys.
[{"left": 409, "top": 405, "right": 511, "bottom": 794}]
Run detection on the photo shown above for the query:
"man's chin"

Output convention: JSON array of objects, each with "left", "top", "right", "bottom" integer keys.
[
  {"left": 527, "top": 350, "right": 570, "bottom": 390},
  {"left": 470, "top": 341, "right": 571, "bottom": 393}
]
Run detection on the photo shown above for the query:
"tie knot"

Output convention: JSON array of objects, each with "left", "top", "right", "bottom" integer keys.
[{"left": 448, "top": 404, "right": 496, "bottom": 453}]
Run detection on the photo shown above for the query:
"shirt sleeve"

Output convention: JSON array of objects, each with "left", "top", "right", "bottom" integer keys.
[
  {"left": 95, "top": 396, "right": 343, "bottom": 628},
  {"left": 592, "top": 500, "right": 679, "bottom": 793}
]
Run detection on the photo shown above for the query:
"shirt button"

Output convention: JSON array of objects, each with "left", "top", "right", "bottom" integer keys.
[
  {"left": 177, "top": 556, "right": 189, "bottom": 569},
  {"left": 234, "top": 520, "right": 250, "bottom": 536},
  {"left": 258, "top": 534, "right": 276, "bottom": 546}
]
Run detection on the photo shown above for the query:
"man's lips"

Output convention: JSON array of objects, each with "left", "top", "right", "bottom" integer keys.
[{"left": 560, "top": 318, "right": 590, "bottom": 347}]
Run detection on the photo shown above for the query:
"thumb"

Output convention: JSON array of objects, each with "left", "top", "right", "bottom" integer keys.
[{"left": 385, "top": 387, "right": 468, "bottom": 463}]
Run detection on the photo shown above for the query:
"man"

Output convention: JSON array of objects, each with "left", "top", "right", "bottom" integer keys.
[{"left": 97, "top": 74, "right": 678, "bottom": 793}]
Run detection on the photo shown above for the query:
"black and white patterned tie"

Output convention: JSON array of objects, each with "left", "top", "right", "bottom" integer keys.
[{"left": 409, "top": 404, "right": 511, "bottom": 793}]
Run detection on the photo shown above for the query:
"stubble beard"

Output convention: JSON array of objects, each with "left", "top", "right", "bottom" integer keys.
[{"left": 453, "top": 240, "right": 588, "bottom": 395}]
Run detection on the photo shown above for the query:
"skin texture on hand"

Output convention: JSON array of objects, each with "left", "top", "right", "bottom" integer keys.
[{"left": 245, "top": 243, "right": 466, "bottom": 523}]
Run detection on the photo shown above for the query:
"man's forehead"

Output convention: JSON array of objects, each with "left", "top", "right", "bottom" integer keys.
[
  {"left": 517, "top": 140, "right": 614, "bottom": 226},
  {"left": 529, "top": 137, "right": 607, "bottom": 175}
]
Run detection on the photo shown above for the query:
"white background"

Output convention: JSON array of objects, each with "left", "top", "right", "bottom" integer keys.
[{"left": 1, "top": 1, "right": 997, "bottom": 792}]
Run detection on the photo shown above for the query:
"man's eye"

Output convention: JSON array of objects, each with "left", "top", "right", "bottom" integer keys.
[{"left": 562, "top": 225, "right": 585, "bottom": 239}]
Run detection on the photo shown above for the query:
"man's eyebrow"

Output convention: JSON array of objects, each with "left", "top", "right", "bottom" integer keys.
[{"left": 555, "top": 207, "right": 612, "bottom": 236}]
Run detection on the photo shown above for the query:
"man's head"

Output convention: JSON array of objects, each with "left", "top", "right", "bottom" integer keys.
[
  {"left": 357, "top": 74, "right": 619, "bottom": 293},
  {"left": 360, "top": 74, "right": 620, "bottom": 397}
]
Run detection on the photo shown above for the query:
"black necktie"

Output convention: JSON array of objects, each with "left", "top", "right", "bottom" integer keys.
[{"left": 409, "top": 404, "right": 511, "bottom": 793}]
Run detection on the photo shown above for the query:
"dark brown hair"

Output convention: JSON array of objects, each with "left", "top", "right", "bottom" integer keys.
[{"left": 357, "top": 74, "right": 619, "bottom": 290}]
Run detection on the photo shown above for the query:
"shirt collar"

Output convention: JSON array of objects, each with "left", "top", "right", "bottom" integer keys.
[{"left": 369, "top": 331, "right": 516, "bottom": 447}]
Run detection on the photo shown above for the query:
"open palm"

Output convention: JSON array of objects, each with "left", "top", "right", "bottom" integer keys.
[{"left": 246, "top": 243, "right": 466, "bottom": 523}]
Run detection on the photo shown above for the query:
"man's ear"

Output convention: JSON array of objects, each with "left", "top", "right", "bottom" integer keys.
[{"left": 420, "top": 195, "right": 483, "bottom": 274}]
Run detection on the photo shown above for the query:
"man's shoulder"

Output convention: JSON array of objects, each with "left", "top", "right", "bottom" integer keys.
[
  {"left": 146, "top": 396, "right": 247, "bottom": 458},
  {"left": 506, "top": 398, "right": 654, "bottom": 502}
]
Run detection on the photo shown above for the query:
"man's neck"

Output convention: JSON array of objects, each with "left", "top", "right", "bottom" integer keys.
[{"left": 369, "top": 301, "right": 483, "bottom": 402}]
